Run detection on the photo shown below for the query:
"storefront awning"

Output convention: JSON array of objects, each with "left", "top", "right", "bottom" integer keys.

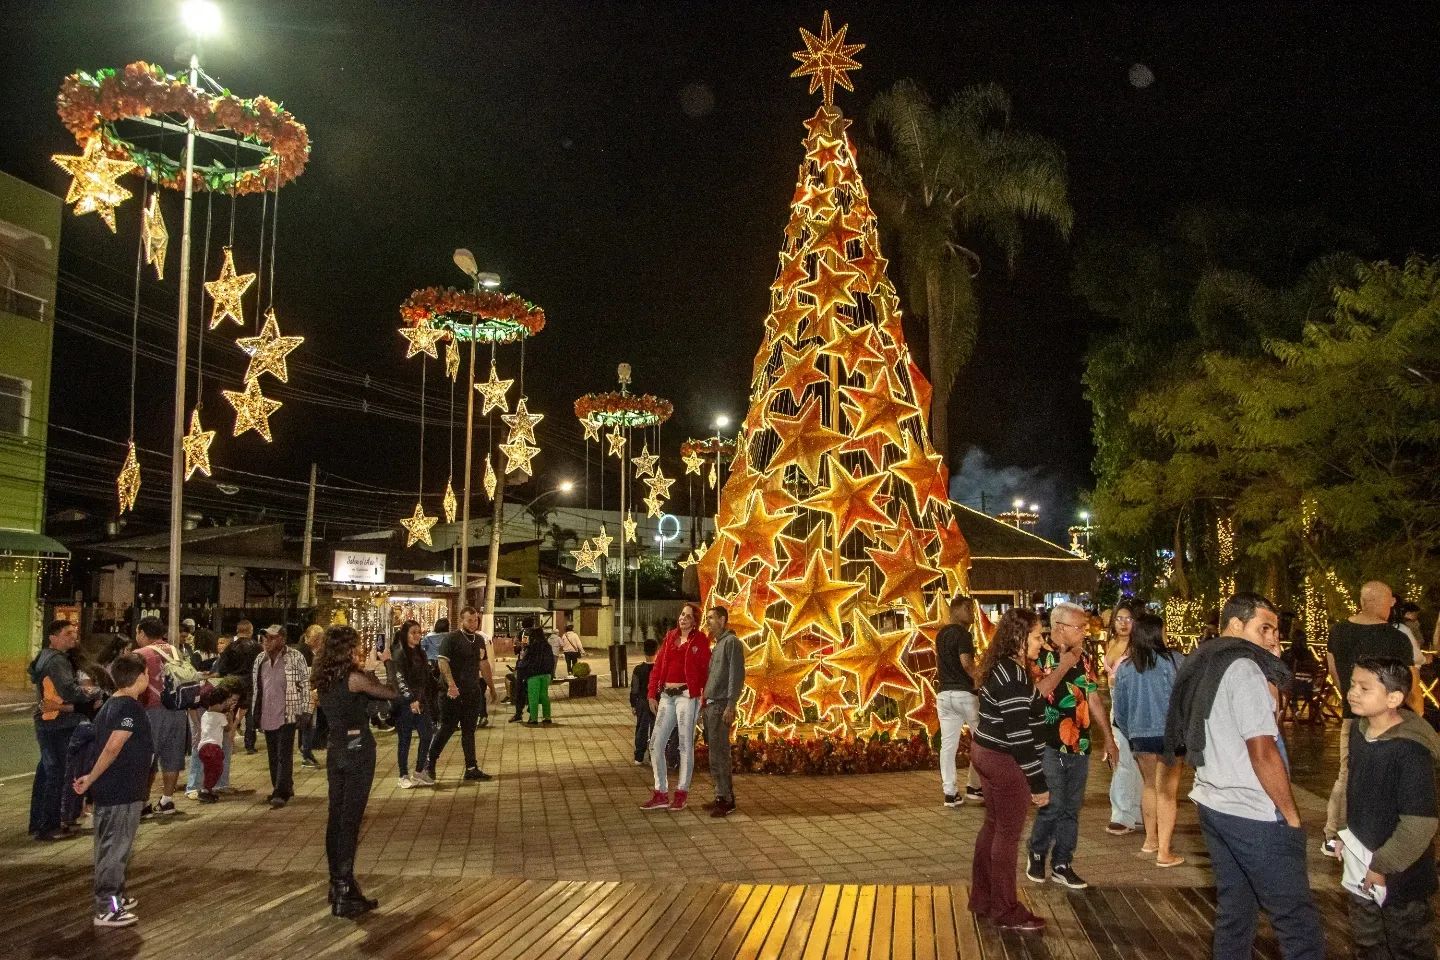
[{"left": 0, "top": 529, "right": 70, "bottom": 559}]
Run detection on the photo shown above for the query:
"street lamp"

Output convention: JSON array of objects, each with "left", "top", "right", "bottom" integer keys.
[
  {"left": 180, "top": 0, "right": 221, "bottom": 36},
  {"left": 521, "top": 480, "right": 574, "bottom": 542}
]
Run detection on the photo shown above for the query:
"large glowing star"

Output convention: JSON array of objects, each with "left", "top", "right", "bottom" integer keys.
[
  {"left": 631, "top": 444, "right": 658, "bottom": 478},
  {"left": 769, "top": 296, "right": 814, "bottom": 343},
  {"left": 223, "top": 378, "right": 282, "bottom": 441},
  {"left": 205, "top": 248, "right": 256, "bottom": 330},
  {"left": 400, "top": 502, "right": 438, "bottom": 547},
  {"left": 743, "top": 634, "right": 818, "bottom": 723},
  {"left": 52, "top": 138, "right": 136, "bottom": 231},
  {"left": 798, "top": 254, "right": 861, "bottom": 317},
  {"left": 889, "top": 437, "right": 947, "bottom": 513},
  {"left": 606, "top": 430, "right": 627, "bottom": 459},
  {"left": 476, "top": 362, "right": 513, "bottom": 415},
  {"left": 721, "top": 493, "right": 794, "bottom": 570},
  {"left": 866, "top": 533, "right": 943, "bottom": 613},
  {"left": 826, "top": 610, "right": 915, "bottom": 710},
  {"left": 767, "top": 394, "right": 845, "bottom": 484},
  {"left": 802, "top": 669, "right": 849, "bottom": 718},
  {"left": 580, "top": 416, "right": 600, "bottom": 442},
  {"left": 776, "top": 522, "right": 827, "bottom": 583},
  {"left": 182, "top": 409, "right": 215, "bottom": 480},
  {"left": 499, "top": 435, "right": 540, "bottom": 476},
  {"left": 771, "top": 341, "right": 827, "bottom": 403},
  {"left": 501, "top": 397, "right": 544, "bottom": 444},
  {"left": 808, "top": 205, "right": 862, "bottom": 258},
  {"left": 801, "top": 461, "right": 890, "bottom": 542},
  {"left": 682, "top": 449, "right": 705, "bottom": 475},
  {"left": 236, "top": 308, "right": 304, "bottom": 384},
  {"left": 790, "top": 10, "right": 865, "bottom": 106},
  {"left": 644, "top": 471, "right": 675, "bottom": 501},
  {"left": 823, "top": 323, "right": 884, "bottom": 378},
  {"left": 399, "top": 324, "right": 446, "bottom": 360},
  {"left": 591, "top": 524, "right": 614, "bottom": 557},
  {"left": 773, "top": 550, "right": 863, "bottom": 644},
  {"left": 840, "top": 371, "right": 917, "bottom": 451}
]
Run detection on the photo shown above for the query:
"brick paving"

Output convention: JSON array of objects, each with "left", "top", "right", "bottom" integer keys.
[{"left": 1, "top": 674, "right": 1344, "bottom": 893}]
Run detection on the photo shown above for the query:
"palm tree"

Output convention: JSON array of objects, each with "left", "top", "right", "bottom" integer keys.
[{"left": 863, "top": 80, "right": 1073, "bottom": 459}]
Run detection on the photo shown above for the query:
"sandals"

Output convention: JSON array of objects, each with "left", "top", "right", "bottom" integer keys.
[{"left": 1156, "top": 856, "right": 1186, "bottom": 868}]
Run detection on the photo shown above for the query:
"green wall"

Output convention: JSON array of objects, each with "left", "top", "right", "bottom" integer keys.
[{"left": 0, "top": 172, "right": 61, "bottom": 685}]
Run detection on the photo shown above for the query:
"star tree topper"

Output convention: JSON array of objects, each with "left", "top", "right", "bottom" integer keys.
[{"left": 791, "top": 11, "right": 864, "bottom": 107}]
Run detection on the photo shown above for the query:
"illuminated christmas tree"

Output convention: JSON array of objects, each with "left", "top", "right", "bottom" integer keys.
[{"left": 699, "top": 12, "right": 972, "bottom": 741}]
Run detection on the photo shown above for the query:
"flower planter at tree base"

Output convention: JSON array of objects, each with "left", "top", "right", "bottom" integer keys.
[{"left": 566, "top": 675, "right": 598, "bottom": 698}]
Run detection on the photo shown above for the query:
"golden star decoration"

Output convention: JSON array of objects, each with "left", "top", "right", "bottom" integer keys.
[
  {"left": 622, "top": 512, "right": 638, "bottom": 543},
  {"left": 791, "top": 10, "right": 865, "bottom": 106},
  {"left": 774, "top": 249, "right": 811, "bottom": 295},
  {"left": 866, "top": 532, "right": 943, "bottom": 614},
  {"left": 808, "top": 205, "right": 862, "bottom": 259},
  {"left": 581, "top": 416, "right": 601, "bottom": 442},
  {"left": 720, "top": 579, "right": 765, "bottom": 639},
  {"left": 570, "top": 539, "right": 599, "bottom": 573},
  {"left": 769, "top": 295, "right": 814, "bottom": 344},
  {"left": 116, "top": 440, "right": 141, "bottom": 514},
  {"left": 773, "top": 549, "right": 863, "bottom": 645},
  {"left": 606, "top": 430, "right": 627, "bottom": 459},
  {"left": 815, "top": 712, "right": 857, "bottom": 742},
  {"left": 771, "top": 340, "right": 827, "bottom": 403},
  {"left": 399, "top": 324, "right": 446, "bottom": 360},
  {"left": 502, "top": 397, "right": 544, "bottom": 444},
  {"left": 776, "top": 522, "right": 828, "bottom": 583},
  {"left": 236, "top": 308, "right": 304, "bottom": 384},
  {"left": 223, "top": 377, "right": 283, "bottom": 441},
  {"left": 52, "top": 138, "right": 136, "bottom": 231},
  {"left": 826, "top": 610, "right": 916, "bottom": 710},
  {"left": 476, "top": 362, "right": 513, "bottom": 415},
  {"left": 205, "top": 248, "right": 256, "bottom": 330},
  {"left": 839, "top": 380, "right": 918, "bottom": 456},
  {"left": 823, "top": 322, "right": 884, "bottom": 378},
  {"left": 803, "top": 669, "right": 850, "bottom": 718},
  {"left": 442, "top": 478, "right": 458, "bottom": 523},
  {"left": 721, "top": 492, "right": 795, "bottom": 570},
  {"left": 592, "top": 524, "right": 614, "bottom": 557},
  {"left": 142, "top": 194, "right": 168, "bottom": 278},
  {"left": 934, "top": 517, "right": 972, "bottom": 592},
  {"left": 707, "top": 461, "right": 718, "bottom": 490},
  {"left": 743, "top": 633, "right": 818, "bottom": 723},
  {"left": 182, "top": 409, "right": 215, "bottom": 480},
  {"left": 904, "top": 679, "right": 941, "bottom": 736},
  {"left": 762, "top": 720, "right": 800, "bottom": 741},
  {"left": 798, "top": 254, "right": 862, "bottom": 317},
  {"left": 682, "top": 449, "right": 705, "bottom": 475},
  {"left": 631, "top": 444, "right": 659, "bottom": 478},
  {"left": 801, "top": 460, "right": 892, "bottom": 542},
  {"left": 810, "top": 137, "right": 846, "bottom": 171},
  {"left": 864, "top": 711, "right": 905, "bottom": 740},
  {"left": 483, "top": 456, "right": 498, "bottom": 499},
  {"left": 767, "top": 394, "right": 846, "bottom": 485},
  {"left": 890, "top": 437, "right": 948, "bottom": 513},
  {"left": 677, "top": 549, "right": 700, "bottom": 571},
  {"left": 400, "top": 501, "right": 438, "bottom": 547},
  {"left": 643, "top": 494, "right": 664, "bottom": 519},
  {"left": 802, "top": 104, "right": 846, "bottom": 143},
  {"left": 644, "top": 471, "right": 675, "bottom": 501},
  {"left": 499, "top": 435, "right": 540, "bottom": 476},
  {"left": 444, "top": 340, "right": 461, "bottom": 381}
]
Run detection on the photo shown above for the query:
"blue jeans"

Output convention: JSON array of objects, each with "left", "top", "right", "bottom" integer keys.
[
  {"left": 1196, "top": 803, "right": 1322, "bottom": 960},
  {"left": 29, "top": 724, "right": 75, "bottom": 835},
  {"left": 395, "top": 707, "right": 433, "bottom": 777},
  {"left": 1028, "top": 746, "right": 1089, "bottom": 866},
  {"left": 651, "top": 691, "right": 698, "bottom": 793}
]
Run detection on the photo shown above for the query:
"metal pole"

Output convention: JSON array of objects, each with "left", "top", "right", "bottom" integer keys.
[
  {"left": 299, "top": 462, "right": 316, "bottom": 607},
  {"left": 458, "top": 325, "right": 476, "bottom": 610},
  {"left": 617, "top": 432, "right": 625, "bottom": 648},
  {"left": 484, "top": 473, "right": 503, "bottom": 636},
  {"left": 166, "top": 52, "right": 200, "bottom": 644}
]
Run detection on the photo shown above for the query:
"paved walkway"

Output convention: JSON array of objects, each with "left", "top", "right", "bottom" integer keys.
[{"left": 0, "top": 677, "right": 1364, "bottom": 957}]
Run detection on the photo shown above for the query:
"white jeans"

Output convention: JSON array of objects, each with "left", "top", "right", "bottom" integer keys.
[
  {"left": 1109, "top": 724, "right": 1143, "bottom": 828},
  {"left": 937, "top": 690, "right": 980, "bottom": 795},
  {"left": 651, "top": 691, "right": 698, "bottom": 794}
]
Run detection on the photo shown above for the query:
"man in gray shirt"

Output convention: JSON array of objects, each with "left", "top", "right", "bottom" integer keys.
[{"left": 701, "top": 607, "right": 745, "bottom": 818}]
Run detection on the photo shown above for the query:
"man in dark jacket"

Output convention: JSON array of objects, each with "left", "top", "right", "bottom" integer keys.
[
  {"left": 28, "top": 619, "right": 100, "bottom": 840},
  {"left": 702, "top": 608, "right": 745, "bottom": 817}
]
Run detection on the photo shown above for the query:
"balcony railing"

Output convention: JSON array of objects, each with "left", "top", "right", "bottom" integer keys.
[{"left": 0, "top": 285, "right": 47, "bottom": 322}]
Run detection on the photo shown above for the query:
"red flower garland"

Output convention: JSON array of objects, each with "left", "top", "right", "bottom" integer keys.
[
  {"left": 574, "top": 392, "right": 674, "bottom": 426},
  {"left": 694, "top": 731, "right": 948, "bottom": 775},
  {"left": 400, "top": 287, "right": 546, "bottom": 341},
  {"left": 681, "top": 437, "right": 738, "bottom": 459},
  {"left": 57, "top": 62, "right": 310, "bottom": 195}
]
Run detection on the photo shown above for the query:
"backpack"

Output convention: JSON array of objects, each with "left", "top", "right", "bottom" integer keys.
[{"left": 156, "top": 643, "right": 205, "bottom": 710}]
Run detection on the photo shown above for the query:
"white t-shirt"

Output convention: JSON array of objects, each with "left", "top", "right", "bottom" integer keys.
[
  {"left": 1189, "top": 659, "right": 1282, "bottom": 821},
  {"left": 198, "top": 710, "right": 228, "bottom": 750}
]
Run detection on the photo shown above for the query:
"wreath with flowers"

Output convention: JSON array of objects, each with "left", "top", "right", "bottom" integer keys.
[
  {"left": 57, "top": 62, "right": 310, "bottom": 195},
  {"left": 574, "top": 392, "right": 674, "bottom": 428},
  {"left": 400, "top": 287, "right": 546, "bottom": 343},
  {"left": 681, "top": 437, "right": 738, "bottom": 460}
]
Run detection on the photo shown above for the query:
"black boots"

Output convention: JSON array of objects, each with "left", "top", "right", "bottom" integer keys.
[{"left": 329, "top": 877, "right": 378, "bottom": 917}]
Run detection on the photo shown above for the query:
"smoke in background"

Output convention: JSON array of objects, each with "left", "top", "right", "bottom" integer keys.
[{"left": 946, "top": 448, "right": 1071, "bottom": 542}]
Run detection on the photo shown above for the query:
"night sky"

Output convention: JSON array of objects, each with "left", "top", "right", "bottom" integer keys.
[{"left": 6, "top": 1, "right": 1440, "bottom": 541}]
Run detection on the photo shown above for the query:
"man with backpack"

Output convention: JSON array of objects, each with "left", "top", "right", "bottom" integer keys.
[
  {"left": 134, "top": 617, "right": 195, "bottom": 816},
  {"left": 250, "top": 625, "right": 311, "bottom": 808}
]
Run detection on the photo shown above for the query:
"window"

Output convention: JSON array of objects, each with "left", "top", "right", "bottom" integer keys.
[{"left": 0, "top": 375, "right": 30, "bottom": 436}]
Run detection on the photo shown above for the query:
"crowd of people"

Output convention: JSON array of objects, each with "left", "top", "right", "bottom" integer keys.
[{"left": 24, "top": 585, "right": 1440, "bottom": 956}]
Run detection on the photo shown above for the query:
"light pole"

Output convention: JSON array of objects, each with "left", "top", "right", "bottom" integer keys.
[
  {"left": 449, "top": 248, "right": 501, "bottom": 615},
  {"left": 166, "top": 0, "right": 221, "bottom": 643},
  {"left": 521, "top": 480, "right": 575, "bottom": 541}
]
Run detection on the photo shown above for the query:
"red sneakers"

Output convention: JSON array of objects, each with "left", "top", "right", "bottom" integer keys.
[
  {"left": 640, "top": 791, "right": 670, "bottom": 811},
  {"left": 669, "top": 790, "right": 689, "bottom": 811}
]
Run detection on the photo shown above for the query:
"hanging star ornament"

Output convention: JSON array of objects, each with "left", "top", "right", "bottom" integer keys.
[
  {"left": 223, "top": 378, "right": 283, "bottom": 441},
  {"left": 708, "top": 461, "right": 719, "bottom": 490},
  {"left": 52, "top": 138, "right": 136, "bottom": 231},
  {"left": 236, "top": 308, "right": 304, "bottom": 383},
  {"left": 476, "top": 361, "right": 513, "bottom": 415},
  {"left": 580, "top": 416, "right": 601, "bottom": 442},
  {"left": 791, "top": 11, "right": 865, "bottom": 106},
  {"left": 400, "top": 501, "right": 438, "bottom": 547},
  {"left": 644, "top": 470, "right": 675, "bottom": 501},
  {"left": 205, "top": 248, "right": 256, "bottom": 330},
  {"left": 442, "top": 478, "right": 458, "bottom": 523},
  {"left": 399, "top": 324, "right": 446, "bottom": 360},
  {"left": 570, "top": 539, "right": 599, "bottom": 574},
  {"left": 502, "top": 397, "right": 544, "bottom": 444},
  {"left": 606, "top": 430, "right": 627, "bottom": 459},
  {"left": 500, "top": 435, "right": 540, "bottom": 476},
  {"left": 591, "top": 524, "right": 614, "bottom": 557},
  {"left": 141, "top": 194, "right": 168, "bottom": 278},
  {"left": 631, "top": 444, "right": 659, "bottom": 478},
  {"left": 116, "top": 440, "right": 141, "bottom": 514},
  {"left": 444, "top": 339, "right": 461, "bottom": 381},
  {"left": 622, "top": 512, "right": 638, "bottom": 543},
  {"left": 182, "top": 409, "right": 216, "bottom": 480},
  {"left": 682, "top": 448, "right": 705, "bottom": 475},
  {"left": 483, "top": 455, "right": 498, "bottom": 499},
  {"left": 643, "top": 494, "right": 665, "bottom": 519}
]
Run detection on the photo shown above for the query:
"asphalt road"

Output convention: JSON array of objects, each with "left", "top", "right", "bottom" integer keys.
[{"left": 0, "top": 709, "right": 38, "bottom": 781}]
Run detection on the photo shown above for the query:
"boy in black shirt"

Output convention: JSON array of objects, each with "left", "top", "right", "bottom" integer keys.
[
  {"left": 630, "top": 639, "right": 658, "bottom": 765},
  {"left": 1337, "top": 656, "right": 1440, "bottom": 959},
  {"left": 73, "top": 653, "right": 154, "bottom": 928}
]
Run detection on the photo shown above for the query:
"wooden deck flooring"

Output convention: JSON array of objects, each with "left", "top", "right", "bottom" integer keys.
[{"left": 2, "top": 863, "right": 1352, "bottom": 960}]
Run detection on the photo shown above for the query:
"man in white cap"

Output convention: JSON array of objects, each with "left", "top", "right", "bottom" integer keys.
[{"left": 250, "top": 625, "right": 310, "bottom": 808}]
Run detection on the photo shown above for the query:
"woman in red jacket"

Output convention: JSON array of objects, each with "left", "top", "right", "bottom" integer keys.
[{"left": 640, "top": 603, "right": 711, "bottom": 811}]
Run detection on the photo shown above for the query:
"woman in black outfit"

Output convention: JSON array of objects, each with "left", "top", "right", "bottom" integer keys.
[
  {"left": 311, "top": 625, "right": 400, "bottom": 917},
  {"left": 390, "top": 620, "right": 436, "bottom": 787}
]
